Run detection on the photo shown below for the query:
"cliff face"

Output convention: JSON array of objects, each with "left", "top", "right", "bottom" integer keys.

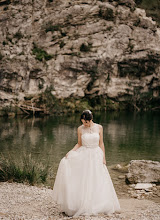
[{"left": 0, "top": 0, "right": 160, "bottom": 114}]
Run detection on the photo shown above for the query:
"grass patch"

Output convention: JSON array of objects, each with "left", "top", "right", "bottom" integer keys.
[
  {"left": 32, "top": 43, "right": 53, "bottom": 61},
  {"left": 0, "top": 153, "right": 49, "bottom": 185}
]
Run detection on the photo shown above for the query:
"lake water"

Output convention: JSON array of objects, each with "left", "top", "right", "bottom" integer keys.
[{"left": 0, "top": 111, "right": 160, "bottom": 185}]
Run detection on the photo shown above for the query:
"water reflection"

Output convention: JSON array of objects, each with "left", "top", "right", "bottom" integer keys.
[{"left": 0, "top": 112, "right": 160, "bottom": 181}]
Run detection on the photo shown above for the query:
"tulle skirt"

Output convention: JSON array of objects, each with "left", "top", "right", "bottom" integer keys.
[{"left": 52, "top": 146, "right": 121, "bottom": 217}]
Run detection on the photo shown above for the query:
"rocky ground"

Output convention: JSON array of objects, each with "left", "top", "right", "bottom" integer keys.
[{"left": 0, "top": 181, "right": 159, "bottom": 220}]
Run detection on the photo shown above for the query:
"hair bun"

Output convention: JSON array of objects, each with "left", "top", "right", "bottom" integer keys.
[
  {"left": 86, "top": 109, "right": 92, "bottom": 114},
  {"left": 81, "top": 109, "right": 93, "bottom": 121}
]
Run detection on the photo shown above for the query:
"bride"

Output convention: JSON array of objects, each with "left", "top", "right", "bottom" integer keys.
[{"left": 52, "top": 110, "right": 121, "bottom": 217}]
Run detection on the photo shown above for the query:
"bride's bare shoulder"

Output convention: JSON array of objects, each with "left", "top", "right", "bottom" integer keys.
[
  {"left": 95, "top": 123, "right": 103, "bottom": 130},
  {"left": 78, "top": 125, "right": 83, "bottom": 132}
]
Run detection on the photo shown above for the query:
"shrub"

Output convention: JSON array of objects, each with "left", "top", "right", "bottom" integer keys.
[
  {"left": 13, "top": 31, "right": 23, "bottom": 40},
  {"left": 61, "top": 31, "right": 67, "bottom": 37},
  {"left": 2, "top": 41, "right": 7, "bottom": 46},
  {"left": 0, "top": 52, "right": 3, "bottom": 60},
  {"left": 0, "top": 0, "right": 11, "bottom": 6},
  {"left": 59, "top": 40, "right": 65, "bottom": 48},
  {"left": 32, "top": 43, "right": 53, "bottom": 61},
  {"left": 45, "top": 22, "right": 61, "bottom": 33},
  {"left": 99, "top": 7, "right": 114, "bottom": 21},
  {"left": 3, "top": 6, "right": 8, "bottom": 11},
  {"left": 80, "top": 43, "right": 92, "bottom": 52}
]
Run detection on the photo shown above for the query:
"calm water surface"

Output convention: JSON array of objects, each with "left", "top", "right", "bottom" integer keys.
[{"left": 0, "top": 111, "right": 160, "bottom": 183}]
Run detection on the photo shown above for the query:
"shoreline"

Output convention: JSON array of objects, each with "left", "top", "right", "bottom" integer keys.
[{"left": 0, "top": 181, "right": 159, "bottom": 220}]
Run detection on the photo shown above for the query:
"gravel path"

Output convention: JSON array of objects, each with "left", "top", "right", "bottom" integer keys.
[{"left": 0, "top": 182, "right": 159, "bottom": 220}]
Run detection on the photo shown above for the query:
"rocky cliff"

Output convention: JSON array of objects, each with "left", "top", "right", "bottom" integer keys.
[{"left": 0, "top": 0, "right": 160, "bottom": 115}]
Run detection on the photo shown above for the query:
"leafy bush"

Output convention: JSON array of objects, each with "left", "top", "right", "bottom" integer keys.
[
  {"left": 14, "top": 31, "right": 23, "bottom": 40},
  {"left": 80, "top": 43, "right": 92, "bottom": 52},
  {"left": 32, "top": 43, "right": 53, "bottom": 61},
  {"left": 45, "top": 23, "right": 61, "bottom": 33},
  {"left": 0, "top": 52, "right": 3, "bottom": 60},
  {"left": 2, "top": 41, "right": 7, "bottom": 46},
  {"left": 59, "top": 40, "right": 65, "bottom": 48},
  {"left": 99, "top": 7, "right": 114, "bottom": 21}
]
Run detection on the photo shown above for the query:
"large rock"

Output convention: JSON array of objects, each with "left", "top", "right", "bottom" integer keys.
[
  {"left": 125, "top": 160, "right": 160, "bottom": 184},
  {"left": 0, "top": 0, "right": 160, "bottom": 112}
]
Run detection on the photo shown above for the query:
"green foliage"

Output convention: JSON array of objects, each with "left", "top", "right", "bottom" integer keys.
[
  {"left": 45, "top": 22, "right": 62, "bottom": 33},
  {"left": 107, "top": 26, "right": 113, "bottom": 31},
  {"left": 138, "top": 0, "right": 159, "bottom": 8},
  {"left": 136, "top": 0, "right": 160, "bottom": 26},
  {"left": 1, "top": 105, "right": 13, "bottom": 115},
  {"left": 80, "top": 43, "right": 92, "bottom": 52},
  {"left": 13, "top": 31, "right": 23, "bottom": 40},
  {"left": 57, "top": 98, "right": 92, "bottom": 113},
  {"left": 6, "top": 36, "right": 13, "bottom": 44},
  {"left": 135, "top": 0, "right": 143, "bottom": 4},
  {"left": 32, "top": 43, "right": 53, "bottom": 61},
  {"left": 2, "top": 41, "right": 7, "bottom": 46},
  {"left": 128, "top": 40, "right": 134, "bottom": 53},
  {"left": 59, "top": 40, "right": 65, "bottom": 48},
  {"left": 99, "top": 7, "right": 114, "bottom": 21},
  {"left": 75, "top": 99, "right": 92, "bottom": 112},
  {"left": 38, "top": 79, "right": 44, "bottom": 90},
  {"left": 19, "top": 51, "right": 24, "bottom": 55},
  {"left": 3, "top": 6, "right": 8, "bottom": 11},
  {"left": 37, "top": 86, "right": 56, "bottom": 110},
  {"left": 85, "top": 65, "right": 99, "bottom": 92},
  {"left": 71, "top": 52, "right": 81, "bottom": 56},
  {"left": 0, "top": 153, "right": 49, "bottom": 185},
  {"left": 61, "top": 31, "right": 67, "bottom": 37},
  {"left": 0, "top": 0, "right": 10, "bottom": 6},
  {"left": 0, "top": 52, "right": 3, "bottom": 60}
]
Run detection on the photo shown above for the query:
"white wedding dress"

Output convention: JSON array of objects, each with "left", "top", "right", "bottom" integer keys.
[{"left": 52, "top": 123, "right": 121, "bottom": 217}]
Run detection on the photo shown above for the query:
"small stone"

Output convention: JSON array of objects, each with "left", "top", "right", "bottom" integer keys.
[
  {"left": 115, "top": 164, "right": 122, "bottom": 169},
  {"left": 135, "top": 183, "right": 153, "bottom": 190},
  {"left": 118, "top": 175, "right": 125, "bottom": 179}
]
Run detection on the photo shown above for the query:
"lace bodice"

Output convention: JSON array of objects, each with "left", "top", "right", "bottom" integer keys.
[{"left": 81, "top": 123, "right": 100, "bottom": 148}]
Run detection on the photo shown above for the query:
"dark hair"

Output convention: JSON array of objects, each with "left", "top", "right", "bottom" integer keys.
[{"left": 80, "top": 110, "right": 93, "bottom": 121}]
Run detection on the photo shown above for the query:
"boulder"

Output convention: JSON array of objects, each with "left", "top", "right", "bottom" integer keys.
[{"left": 125, "top": 160, "right": 160, "bottom": 184}]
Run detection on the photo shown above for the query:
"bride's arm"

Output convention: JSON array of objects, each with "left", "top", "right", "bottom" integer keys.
[
  {"left": 99, "top": 125, "right": 106, "bottom": 165},
  {"left": 65, "top": 126, "right": 82, "bottom": 158}
]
